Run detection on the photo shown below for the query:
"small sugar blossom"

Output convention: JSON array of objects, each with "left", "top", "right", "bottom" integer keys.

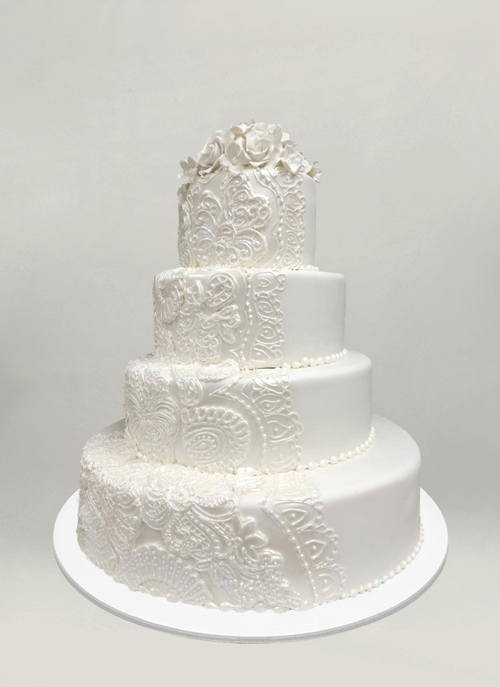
[
  {"left": 178, "top": 156, "right": 198, "bottom": 185},
  {"left": 281, "top": 143, "right": 306, "bottom": 175},
  {"left": 218, "top": 139, "right": 252, "bottom": 173}
]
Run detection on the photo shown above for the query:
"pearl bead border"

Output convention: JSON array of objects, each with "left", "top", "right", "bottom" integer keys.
[
  {"left": 281, "top": 348, "right": 348, "bottom": 371},
  {"left": 295, "top": 426, "right": 376, "bottom": 472},
  {"left": 339, "top": 522, "right": 425, "bottom": 600},
  {"left": 232, "top": 426, "right": 376, "bottom": 475},
  {"left": 297, "top": 265, "right": 320, "bottom": 272}
]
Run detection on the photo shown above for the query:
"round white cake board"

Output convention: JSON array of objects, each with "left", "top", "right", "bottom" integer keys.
[{"left": 54, "top": 486, "right": 447, "bottom": 643}]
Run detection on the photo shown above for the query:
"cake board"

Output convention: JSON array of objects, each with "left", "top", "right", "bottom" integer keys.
[{"left": 54, "top": 423, "right": 447, "bottom": 643}]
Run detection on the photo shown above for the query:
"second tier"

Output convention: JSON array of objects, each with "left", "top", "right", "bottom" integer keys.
[
  {"left": 153, "top": 268, "right": 346, "bottom": 369},
  {"left": 124, "top": 351, "right": 372, "bottom": 473}
]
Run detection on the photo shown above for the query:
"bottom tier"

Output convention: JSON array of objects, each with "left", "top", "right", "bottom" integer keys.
[{"left": 77, "top": 416, "right": 421, "bottom": 612}]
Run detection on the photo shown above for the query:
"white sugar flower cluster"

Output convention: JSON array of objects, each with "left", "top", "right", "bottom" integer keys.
[{"left": 179, "top": 121, "right": 321, "bottom": 185}]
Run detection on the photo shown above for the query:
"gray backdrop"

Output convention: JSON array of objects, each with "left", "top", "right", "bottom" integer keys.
[{"left": 1, "top": 0, "right": 499, "bottom": 685}]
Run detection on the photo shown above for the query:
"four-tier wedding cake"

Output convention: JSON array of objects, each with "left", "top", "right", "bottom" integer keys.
[{"left": 77, "top": 122, "right": 423, "bottom": 612}]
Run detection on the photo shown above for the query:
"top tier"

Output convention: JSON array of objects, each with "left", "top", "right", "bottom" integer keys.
[{"left": 177, "top": 122, "right": 320, "bottom": 269}]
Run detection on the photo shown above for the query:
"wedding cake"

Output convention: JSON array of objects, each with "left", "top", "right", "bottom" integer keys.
[{"left": 77, "top": 122, "right": 423, "bottom": 612}]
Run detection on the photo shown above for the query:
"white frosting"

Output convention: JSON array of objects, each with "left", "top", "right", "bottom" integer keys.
[
  {"left": 153, "top": 268, "right": 345, "bottom": 368},
  {"left": 77, "top": 416, "right": 421, "bottom": 611},
  {"left": 123, "top": 352, "right": 372, "bottom": 473},
  {"left": 76, "top": 122, "right": 422, "bottom": 614}
]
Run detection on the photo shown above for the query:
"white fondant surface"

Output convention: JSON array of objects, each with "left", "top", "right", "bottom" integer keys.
[
  {"left": 153, "top": 268, "right": 346, "bottom": 368},
  {"left": 55, "top": 486, "right": 446, "bottom": 642}
]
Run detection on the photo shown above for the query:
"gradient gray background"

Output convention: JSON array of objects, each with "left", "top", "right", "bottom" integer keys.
[{"left": 1, "top": 1, "right": 499, "bottom": 685}]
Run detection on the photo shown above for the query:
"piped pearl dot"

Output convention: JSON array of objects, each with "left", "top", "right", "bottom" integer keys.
[
  {"left": 308, "top": 461, "right": 318, "bottom": 470},
  {"left": 282, "top": 362, "right": 291, "bottom": 369},
  {"left": 330, "top": 456, "right": 339, "bottom": 464},
  {"left": 325, "top": 356, "right": 331, "bottom": 364},
  {"left": 320, "top": 459, "right": 329, "bottom": 468},
  {"left": 358, "top": 585, "right": 366, "bottom": 594},
  {"left": 310, "top": 358, "right": 318, "bottom": 367},
  {"left": 366, "top": 583, "right": 373, "bottom": 592},
  {"left": 296, "top": 464, "right": 306, "bottom": 472},
  {"left": 349, "top": 589, "right": 358, "bottom": 598},
  {"left": 292, "top": 361, "right": 301, "bottom": 369},
  {"left": 340, "top": 453, "right": 347, "bottom": 461},
  {"left": 347, "top": 450, "right": 354, "bottom": 459},
  {"left": 389, "top": 570, "right": 395, "bottom": 579},
  {"left": 396, "top": 565, "right": 402, "bottom": 574},
  {"left": 301, "top": 357, "right": 310, "bottom": 367},
  {"left": 317, "top": 357, "right": 324, "bottom": 366},
  {"left": 355, "top": 447, "right": 361, "bottom": 455}
]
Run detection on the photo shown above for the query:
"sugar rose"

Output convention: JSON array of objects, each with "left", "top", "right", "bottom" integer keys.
[{"left": 241, "top": 123, "right": 283, "bottom": 167}]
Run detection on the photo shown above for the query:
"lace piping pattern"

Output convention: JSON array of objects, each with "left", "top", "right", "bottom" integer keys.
[
  {"left": 154, "top": 268, "right": 286, "bottom": 369},
  {"left": 177, "top": 169, "right": 306, "bottom": 270},
  {"left": 77, "top": 431, "right": 347, "bottom": 611},
  {"left": 124, "top": 359, "right": 303, "bottom": 474},
  {"left": 210, "top": 368, "right": 303, "bottom": 473}
]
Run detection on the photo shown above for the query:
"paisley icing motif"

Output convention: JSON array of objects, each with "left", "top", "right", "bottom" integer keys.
[
  {"left": 173, "top": 275, "right": 241, "bottom": 365},
  {"left": 114, "top": 545, "right": 214, "bottom": 605},
  {"left": 124, "top": 361, "right": 180, "bottom": 463},
  {"left": 242, "top": 369, "right": 302, "bottom": 472},
  {"left": 180, "top": 406, "right": 250, "bottom": 469},
  {"left": 78, "top": 435, "right": 149, "bottom": 570},
  {"left": 248, "top": 271, "right": 285, "bottom": 367},
  {"left": 178, "top": 172, "right": 272, "bottom": 268},
  {"left": 204, "top": 272, "right": 238, "bottom": 310},
  {"left": 172, "top": 366, "right": 203, "bottom": 407},
  {"left": 154, "top": 268, "right": 286, "bottom": 369},
  {"left": 263, "top": 497, "right": 345, "bottom": 603},
  {"left": 77, "top": 430, "right": 348, "bottom": 611},
  {"left": 154, "top": 327, "right": 177, "bottom": 362},
  {"left": 209, "top": 368, "right": 302, "bottom": 473},
  {"left": 254, "top": 169, "right": 306, "bottom": 268}
]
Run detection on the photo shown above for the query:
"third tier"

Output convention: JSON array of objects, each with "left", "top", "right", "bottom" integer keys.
[
  {"left": 154, "top": 268, "right": 346, "bottom": 369},
  {"left": 124, "top": 351, "right": 372, "bottom": 473}
]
